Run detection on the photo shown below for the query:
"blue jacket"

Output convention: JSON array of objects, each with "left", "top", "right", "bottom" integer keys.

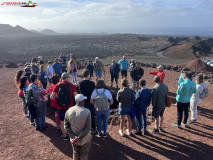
[
  {"left": 135, "top": 88, "right": 152, "bottom": 109},
  {"left": 176, "top": 79, "right": 197, "bottom": 103},
  {"left": 110, "top": 63, "right": 120, "bottom": 75},
  {"left": 85, "top": 64, "right": 94, "bottom": 76},
  {"left": 118, "top": 59, "right": 129, "bottom": 71},
  {"left": 39, "top": 70, "right": 47, "bottom": 82}
]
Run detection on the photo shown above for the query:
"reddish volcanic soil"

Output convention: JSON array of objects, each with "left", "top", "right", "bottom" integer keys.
[{"left": 0, "top": 66, "right": 213, "bottom": 160}]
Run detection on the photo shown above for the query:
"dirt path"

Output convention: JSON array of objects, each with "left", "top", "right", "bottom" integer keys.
[{"left": 0, "top": 66, "right": 213, "bottom": 160}]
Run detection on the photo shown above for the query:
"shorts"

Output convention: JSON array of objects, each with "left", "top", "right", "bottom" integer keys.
[
  {"left": 58, "top": 109, "right": 68, "bottom": 121},
  {"left": 121, "top": 70, "right": 127, "bottom": 77},
  {"left": 95, "top": 70, "right": 102, "bottom": 78},
  {"left": 111, "top": 74, "right": 118, "bottom": 82},
  {"left": 152, "top": 107, "right": 165, "bottom": 119},
  {"left": 118, "top": 106, "right": 131, "bottom": 115}
]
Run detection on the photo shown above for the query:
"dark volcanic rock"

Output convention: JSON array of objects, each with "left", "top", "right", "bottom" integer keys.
[{"left": 4, "top": 62, "right": 18, "bottom": 68}]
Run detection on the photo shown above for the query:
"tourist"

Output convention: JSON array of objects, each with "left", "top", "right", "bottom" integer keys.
[
  {"left": 116, "top": 79, "right": 133, "bottom": 136},
  {"left": 132, "top": 62, "right": 144, "bottom": 92},
  {"left": 38, "top": 56, "right": 44, "bottom": 65},
  {"left": 85, "top": 61, "right": 94, "bottom": 77},
  {"left": 24, "top": 67, "right": 32, "bottom": 82},
  {"left": 39, "top": 64, "right": 48, "bottom": 89},
  {"left": 68, "top": 58, "right": 78, "bottom": 85},
  {"left": 93, "top": 57, "right": 104, "bottom": 82},
  {"left": 118, "top": 55, "right": 129, "bottom": 79},
  {"left": 50, "top": 72, "right": 77, "bottom": 140},
  {"left": 47, "top": 61, "right": 53, "bottom": 84},
  {"left": 59, "top": 53, "right": 68, "bottom": 73},
  {"left": 149, "top": 76, "right": 168, "bottom": 134},
  {"left": 70, "top": 54, "right": 76, "bottom": 62},
  {"left": 18, "top": 76, "right": 29, "bottom": 117},
  {"left": 28, "top": 74, "right": 48, "bottom": 131},
  {"left": 79, "top": 69, "right": 96, "bottom": 132},
  {"left": 49, "top": 74, "right": 61, "bottom": 129},
  {"left": 172, "top": 73, "right": 196, "bottom": 128},
  {"left": 189, "top": 75, "right": 207, "bottom": 123},
  {"left": 64, "top": 94, "right": 92, "bottom": 160},
  {"left": 52, "top": 58, "right": 62, "bottom": 76},
  {"left": 110, "top": 59, "right": 120, "bottom": 88},
  {"left": 133, "top": 79, "right": 152, "bottom": 136},
  {"left": 90, "top": 80, "right": 113, "bottom": 138},
  {"left": 149, "top": 65, "right": 165, "bottom": 83},
  {"left": 31, "top": 57, "right": 39, "bottom": 74},
  {"left": 129, "top": 59, "right": 136, "bottom": 88}
]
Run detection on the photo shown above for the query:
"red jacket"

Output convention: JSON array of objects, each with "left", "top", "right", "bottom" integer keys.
[{"left": 149, "top": 71, "right": 165, "bottom": 83}]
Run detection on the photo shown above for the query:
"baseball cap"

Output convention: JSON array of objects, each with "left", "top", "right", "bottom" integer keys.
[{"left": 75, "top": 94, "right": 87, "bottom": 102}]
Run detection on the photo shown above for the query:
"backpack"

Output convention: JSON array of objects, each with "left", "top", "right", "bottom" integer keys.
[
  {"left": 199, "top": 84, "right": 208, "bottom": 99},
  {"left": 95, "top": 89, "right": 109, "bottom": 111},
  {"left": 26, "top": 85, "right": 37, "bottom": 105},
  {"left": 57, "top": 83, "right": 71, "bottom": 107}
]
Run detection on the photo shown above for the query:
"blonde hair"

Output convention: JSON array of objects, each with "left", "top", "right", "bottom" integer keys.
[
  {"left": 121, "top": 79, "right": 129, "bottom": 87},
  {"left": 195, "top": 75, "right": 203, "bottom": 85}
]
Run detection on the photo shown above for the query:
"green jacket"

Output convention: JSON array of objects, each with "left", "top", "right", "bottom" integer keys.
[{"left": 176, "top": 79, "right": 197, "bottom": 103}]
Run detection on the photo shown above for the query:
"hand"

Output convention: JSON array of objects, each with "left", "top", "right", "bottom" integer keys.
[{"left": 71, "top": 137, "right": 78, "bottom": 144}]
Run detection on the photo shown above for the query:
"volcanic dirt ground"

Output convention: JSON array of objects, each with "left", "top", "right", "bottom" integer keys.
[{"left": 0, "top": 65, "right": 213, "bottom": 160}]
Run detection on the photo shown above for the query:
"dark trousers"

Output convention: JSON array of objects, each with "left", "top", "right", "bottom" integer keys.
[
  {"left": 28, "top": 104, "right": 37, "bottom": 123},
  {"left": 177, "top": 102, "right": 190, "bottom": 125},
  {"left": 85, "top": 102, "right": 96, "bottom": 130},
  {"left": 41, "top": 81, "right": 47, "bottom": 89}
]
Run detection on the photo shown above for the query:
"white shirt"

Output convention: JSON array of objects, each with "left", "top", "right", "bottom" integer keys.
[
  {"left": 47, "top": 65, "right": 53, "bottom": 78},
  {"left": 91, "top": 89, "right": 112, "bottom": 108},
  {"left": 190, "top": 83, "right": 207, "bottom": 103}
]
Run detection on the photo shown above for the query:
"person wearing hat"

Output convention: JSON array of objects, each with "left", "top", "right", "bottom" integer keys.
[
  {"left": 149, "top": 65, "right": 165, "bottom": 83},
  {"left": 64, "top": 94, "right": 92, "bottom": 160},
  {"left": 24, "top": 67, "right": 32, "bottom": 82}
]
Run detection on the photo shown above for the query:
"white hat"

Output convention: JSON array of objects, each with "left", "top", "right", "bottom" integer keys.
[{"left": 75, "top": 94, "right": 87, "bottom": 102}]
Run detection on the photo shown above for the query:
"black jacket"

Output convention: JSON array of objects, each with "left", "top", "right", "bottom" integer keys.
[{"left": 132, "top": 68, "right": 144, "bottom": 81}]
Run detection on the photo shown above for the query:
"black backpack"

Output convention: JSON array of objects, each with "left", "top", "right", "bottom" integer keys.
[
  {"left": 26, "top": 85, "right": 37, "bottom": 105},
  {"left": 57, "top": 83, "right": 71, "bottom": 107}
]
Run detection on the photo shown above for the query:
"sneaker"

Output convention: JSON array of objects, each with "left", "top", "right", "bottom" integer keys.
[
  {"left": 98, "top": 133, "right": 102, "bottom": 138},
  {"left": 126, "top": 129, "right": 131, "bottom": 136},
  {"left": 188, "top": 119, "right": 197, "bottom": 124},
  {"left": 159, "top": 127, "right": 163, "bottom": 132},
  {"left": 40, "top": 125, "right": 48, "bottom": 131},
  {"left": 181, "top": 122, "right": 187, "bottom": 128},
  {"left": 61, "top": 134, "right": 68, "bottom": 141},
  {"left": 36, "top": 127, "right": 40, "bottom": 131},
  {"left": 143, "top": 130, "right": 147, "bottom": 135},
  {"left": 30, "top": 122, "right": 35, "bottom": 126},
  {"left": 132, "top": 130, "right": 142, "bottom": 136},
  {"left": 119, "top": 130, "right": 124, "bottom": 136},
  {"left": 172, "top": 123, "right": 180, "bottom": 128},
  {"left": 149, "top": 128, "right": 159, "bottom": 134},
  {"left": 103, "top": 133, "right": 107, "bottom": 138},
  {"left": 92, "top": 128, "right": 98, "bottom": 134}
]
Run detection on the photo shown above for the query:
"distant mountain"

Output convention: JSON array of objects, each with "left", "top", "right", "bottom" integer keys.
[
  {"left": 40, "top": 29, "right": 58, "bottom": 35},
  {"left": 0, "top": 24, "right": 41, "bottom": 37}
]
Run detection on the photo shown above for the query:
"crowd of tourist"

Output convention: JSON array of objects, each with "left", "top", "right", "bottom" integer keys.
[{"left": 14, "top": 54, "right": 208, "bottom": 160}]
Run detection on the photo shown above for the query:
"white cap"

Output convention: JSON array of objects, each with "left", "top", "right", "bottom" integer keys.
[{"left": 75, "top": 94, "right": 87, "bottom": 102}]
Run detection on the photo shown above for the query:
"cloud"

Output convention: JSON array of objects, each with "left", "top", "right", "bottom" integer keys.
[{"left": 0, "top": 0, "right": 212, "bottom": 33}]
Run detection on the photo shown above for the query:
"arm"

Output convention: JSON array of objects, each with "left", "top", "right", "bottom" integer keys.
[
  {"left": 77, "top": 113, "right": 91, "bottom": 140},
  {"left": 151, "top": 89, "right": 157, "bottom": 106},
  {"left": 50, "top": 92, "right": 56, "bottom": 99},
  {"left": 64, "top": 113, "right": 77, "bottom": 138},
  {"left": 90, "top": 98, "right": 95, "bottom": 105},
  {"left": 149, "top": 71, "right": 158, "bottom": 75},
  {"left": 73, "top": 92, "right": 77, "bottom": 97},
  {"left": 116, "top": 91, "right": 120, "bottom": 102},
  {"left": 109, "top": 99, "right": 113, "bottom": 106},
  {"left": 176, "top": 84, "right": 184, "bottom": 95}
]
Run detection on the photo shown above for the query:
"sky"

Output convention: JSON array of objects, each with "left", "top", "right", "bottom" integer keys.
[{"left": 0, "top": 0, "right": 213, "bottom": 34}]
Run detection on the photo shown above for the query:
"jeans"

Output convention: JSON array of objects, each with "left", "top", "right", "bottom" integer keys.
[
  {"left": 72, "top": 141, "right": 91, "bottom": 160},
  {"left": 72, "top": 72, "right": 77, "bottom": 84},
  {"left": 19, "top": 95, "right": 28, "bottom": 115},
  {"left": 95, "top": 70, "right": 102, "bottom": 78},
  {"left": 96, "top": 108, "right": 110, "bottom": 134},
  {"left": 135, "top": 107, "right": 147, "bottom": 131},
  {"left": 190, "top": 99, "right": 199, "bottom": 120},
  {"left": 35, "top": 102, "right": 47, "bottom": 129},
  {"left": 177, "top": 102, "right": 189, "bottom": 125},
  {"left": 85, "top": 102, "right": 96, "bottom": 130}
]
